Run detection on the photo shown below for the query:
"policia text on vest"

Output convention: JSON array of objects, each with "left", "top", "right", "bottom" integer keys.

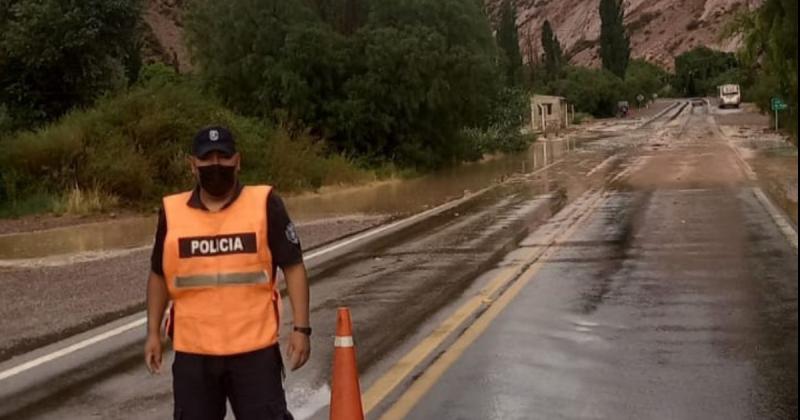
[
  {"left": 144, "top": 126, "right": 310, "bottom": 420},
  {"left": 180, "top": 233, "right": 257, "bottom": 258}
]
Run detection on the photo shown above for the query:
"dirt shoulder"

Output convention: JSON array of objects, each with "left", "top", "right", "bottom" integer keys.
[
  {"left": 0, "top": 213, "right": 388, "bottom": 362},
  {"left": 0, "top": 211, "right": 147, "bottom": 236},
  {"left": 713, "top": 104, "right": 798, "bottom": 225}
]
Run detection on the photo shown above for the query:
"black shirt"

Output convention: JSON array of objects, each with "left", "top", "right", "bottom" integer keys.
[{"left": 150, "top": 184, "right": 303, "bottom": 277}]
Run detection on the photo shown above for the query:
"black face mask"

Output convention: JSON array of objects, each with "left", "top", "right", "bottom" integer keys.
[{"left": 198, "top": 164, "right": 237, "bottom": 197}]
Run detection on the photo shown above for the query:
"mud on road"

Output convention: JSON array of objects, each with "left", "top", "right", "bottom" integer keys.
[{"left": 2, "top": 101, "right": 796, "bottom": 420}]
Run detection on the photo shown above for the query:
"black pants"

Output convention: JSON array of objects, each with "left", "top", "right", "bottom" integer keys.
[{"left": 173, "top": 344, "right": 293, "bottom": 420}]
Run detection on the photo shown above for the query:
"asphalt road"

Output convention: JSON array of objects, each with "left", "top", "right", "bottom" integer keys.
[
  {"left": 392, "top": 104, "right": 798, "bottom": 419},
  {"left": 1, "top": 102, "right": 796, "bottom": 419}
]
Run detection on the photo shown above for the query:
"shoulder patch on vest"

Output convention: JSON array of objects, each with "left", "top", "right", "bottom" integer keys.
[
  {"left": 179, "top": 232, "right": 258, "bottom": 258},
  {"left": 285, "top": 222, "right": 300, "bottom": 245}
]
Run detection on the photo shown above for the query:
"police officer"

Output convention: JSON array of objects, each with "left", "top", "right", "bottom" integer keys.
[{"left": 144, "top": 126, "right": 311, "bottom": 420}]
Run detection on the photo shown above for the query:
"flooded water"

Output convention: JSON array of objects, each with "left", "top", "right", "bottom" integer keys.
[
  {"left": 0, "top": 139, "right": 581, "bottom": 260},
  {"left": 288, "top": 138, "right": 579, "bottom": 221},
  {"left": 721, "top": 124, "right": 798, "bottom": 226},
  {"left": 0, "top": 217, "right": 155, "bottom": 261}
]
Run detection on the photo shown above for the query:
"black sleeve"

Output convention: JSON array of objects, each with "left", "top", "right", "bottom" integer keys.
[
  {"left": 150, "top": 207, "right": 167, "bottom": 276},
  {"left": 268, "top": 191, "right": 303, "bottom": 269}
]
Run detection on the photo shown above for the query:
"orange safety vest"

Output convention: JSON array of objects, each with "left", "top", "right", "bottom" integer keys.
[{"left": 162, "top": 185, "right": 279, "bottom": 355}]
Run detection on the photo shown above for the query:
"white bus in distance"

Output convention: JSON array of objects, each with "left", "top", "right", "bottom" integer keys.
[{"left": 718, "top": 84, "right": 741, "bottom": 109}]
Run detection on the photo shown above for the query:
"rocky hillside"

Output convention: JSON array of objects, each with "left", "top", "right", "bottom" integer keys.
[
  {"left": 495, "top": 0, "right": 763, "bottom": 70},
  {"left": 142, "top": 0, "right": 190, "bottom": 72},
  {"left": 143, "top": 0, "right": 764, "bottom": 73}
]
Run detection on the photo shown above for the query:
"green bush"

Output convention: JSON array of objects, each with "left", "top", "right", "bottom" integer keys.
[
  {"left": 551, "top": 66, "right": 625, "bottom": 117},
  {"left": 459, "top": 87, "right": 535, "bottom": 160},
  {"left": 573, "top": 112, "right": 593, "bottom": 125},
  {"left": 238, "top": 128, "right": 371, "bottom": 191},
  {"left": 0, "top": 192, "right": 59, "bottom": 218},
  {"left": 0, "top": 0, "right": 142, "bottom": 129},
  {"left": 138, "top": 63, "right": 183, "bottom": 87},
  {"left": 624, "top": 59, "right": 669, "bottom": 105},
  {"left": 0, "top": 81, "right": 371, "bottom": 215}
]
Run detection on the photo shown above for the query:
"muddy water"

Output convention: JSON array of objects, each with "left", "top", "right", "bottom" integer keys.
[
  {"left": 0, "top": 140, "right": 580, "bottom": 260},
  {"left": 721, "top": 124, "right": 798, "bottom": 226},
  {"left": 288, "top": 138, "right": 578, "bottom": 221},
  {"left": 0, "top": 217, "right": 155, "bottom": 260}
]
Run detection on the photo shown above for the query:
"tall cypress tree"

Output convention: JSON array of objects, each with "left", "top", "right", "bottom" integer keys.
[
  {"left": 541, "top": 20, "right": 564, "bottom": 80},
  {"left": 497, "top": 0, "right": 523, "bottom": 86},
  {"left": 599, "top": 0, "right": 630, "bottom": 79}
]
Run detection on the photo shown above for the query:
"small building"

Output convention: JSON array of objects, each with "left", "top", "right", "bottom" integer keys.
[{"left": 531, "top": 95, "right": 571, "bottom": 134}]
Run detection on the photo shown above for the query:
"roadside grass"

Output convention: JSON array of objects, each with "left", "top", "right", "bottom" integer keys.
[
  {"left": 573, "top": 112, "right": 594, "bottom": 125},
  {"left": 0, "top": 80, "right": 375, "bottom": 218},
  {"left": 0, "top": 192, "right": 59, "bottom": 218},
  {"left": 55, "top": 185, "right": 120, "bottom": 215}
]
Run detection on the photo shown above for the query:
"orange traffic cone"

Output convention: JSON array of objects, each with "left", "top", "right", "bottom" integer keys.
[{"left": 330, "top": 307, "right": 364, "bottom": 420}]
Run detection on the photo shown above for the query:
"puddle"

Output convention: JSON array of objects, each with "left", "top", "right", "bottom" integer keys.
[{"left": 0, "top": 139, "right": 581, "bottom": 260}]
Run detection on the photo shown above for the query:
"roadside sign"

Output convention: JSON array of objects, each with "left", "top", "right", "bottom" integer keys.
[
  {"left": 771, "top": 97, "right": 788, "bottom": 131},
  {"left": 771, "top": 97, "right": 788, "bottom": 111}
]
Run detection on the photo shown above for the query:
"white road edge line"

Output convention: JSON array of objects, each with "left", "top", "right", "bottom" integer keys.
[
  {"left": 752, "top": 187, "right": 798, "bottom": 251},
  {"left": 0, "top": 318, "right": 147, "bottom": 381}
]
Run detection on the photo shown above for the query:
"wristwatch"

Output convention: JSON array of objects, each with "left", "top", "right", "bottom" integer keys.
[{"left": 293, "top": 326, "right": 312, "bottom": 336}]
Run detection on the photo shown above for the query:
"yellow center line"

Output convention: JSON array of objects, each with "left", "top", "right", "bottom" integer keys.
[
  {"left": 377, "top": 191, "right": 606, "bottom": 419},
  {"left": 362, "top": 254, "right": 535, "bottom": 413},
  {"left": 361, "top": 190, "right": 605, "bottom": 416}
]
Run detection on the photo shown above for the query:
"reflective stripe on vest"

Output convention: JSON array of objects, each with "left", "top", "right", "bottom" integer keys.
[
  {"left": 162, "top": 185, "right": 277, "bottom": 356},
  {"left": 175, "top": 270, "right": 269, "bottom": 288}
]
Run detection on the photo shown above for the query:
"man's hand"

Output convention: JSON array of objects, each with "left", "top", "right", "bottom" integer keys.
[
  {"left": 287, "top": 331, "right": 311, "bottom": 371},
  {"left": 144, "top": 332, "right": 163, "bottom": 374},
  {"left": 283, "top": 263, "right": 310, "bottom": 371}
]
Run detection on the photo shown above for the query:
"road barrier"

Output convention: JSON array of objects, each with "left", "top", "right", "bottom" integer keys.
[{"left": 330, "top": 307, "right": 365, "bottom": 420}]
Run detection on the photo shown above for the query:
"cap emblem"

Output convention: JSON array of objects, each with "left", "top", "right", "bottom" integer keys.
[{"left": 209, "top": 129, "right": 220, "bottom": 141}]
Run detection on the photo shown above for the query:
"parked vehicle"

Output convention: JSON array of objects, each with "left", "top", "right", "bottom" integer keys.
[
  {"left": 617, "top": 101, "right": 630, "bottom": 118},
  {"left": 718, "top": 84, "right": 741, "bottom": 108}
]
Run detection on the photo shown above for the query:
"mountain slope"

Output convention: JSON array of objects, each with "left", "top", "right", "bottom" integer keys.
[
  {"left": 493, "top": 0, "right": 763, "bottom": 69},
  {"left": 142, "top": 0, "right": 764, "bottom": 73}
]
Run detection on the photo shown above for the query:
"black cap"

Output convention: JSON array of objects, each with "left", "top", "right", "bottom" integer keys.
[{"left": 192, "top": 126, "right": 236, "bottom": 158}]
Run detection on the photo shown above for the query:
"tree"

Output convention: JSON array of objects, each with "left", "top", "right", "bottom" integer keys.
[
  {"left": 552, "top": 66, "right": 624, "bottom": 117},
  {"left": 541, "top": 20, "right": 564, "bottom": 81},
  {"left": 186, "top": 0, "right": 343, "bottom": 129},
  {"left": 625, "top": 59, "right": 669, "bottom": 103},
  {"left": 336, "top": 0, "right": 502, "bottom": 166},
  {"left": 599, "top": 0, "right": 631, "bottom": 79},
  {"left": 0, "top": 0, "right": 142, "bottom": 129},
  {"left": 187, "top": 0, "right": 507, "bottom": 168},
  {"left": 726, "top": 0, "right": 796, "bottom": 141},
  {"left": 674, "top": 47, "right": 738, "bottom": 96},
  {"left": 496, "top": 0, "right": 523, "bottom": 86}
]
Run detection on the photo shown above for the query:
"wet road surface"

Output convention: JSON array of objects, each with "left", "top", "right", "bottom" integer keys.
[
  {"left": 0, "top": 113, "right": 634, "bottom": 418},
  {"left": 2, "top": 101, "right": 796, "bottom": 419},
  {"left": 392, "top": 105, "right": 798, "bottom": 419},
  {"left": 403, "top": 188, "right": 797, "bottom": 419}
]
